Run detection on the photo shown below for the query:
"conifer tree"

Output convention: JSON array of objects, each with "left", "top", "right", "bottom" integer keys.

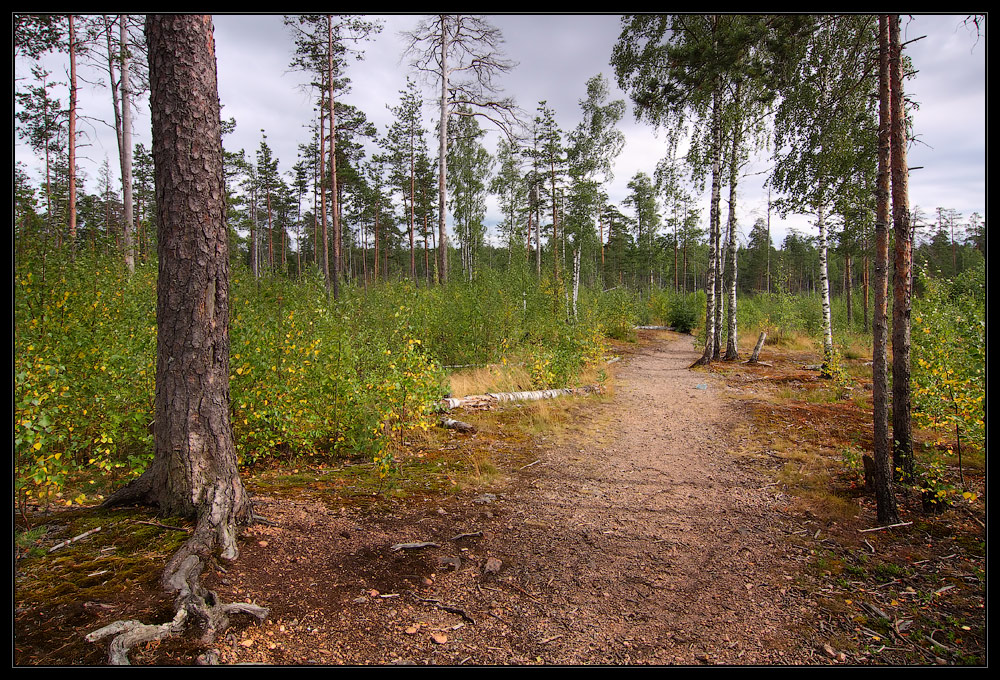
[{"left": 403, "top": 14, "right": 518, "bottom": 284}]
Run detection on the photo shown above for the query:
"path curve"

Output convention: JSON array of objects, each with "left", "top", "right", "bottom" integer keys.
[{"left": 216, "top": 333, "right": 822, "bottom": 665}]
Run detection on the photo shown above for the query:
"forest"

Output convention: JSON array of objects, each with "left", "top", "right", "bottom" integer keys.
[{"left": 14, "top": 14, "right": 985, "bottom": 666}]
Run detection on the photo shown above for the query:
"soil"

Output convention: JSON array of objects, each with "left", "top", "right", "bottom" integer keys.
[
  {"left": 16, "top": 331, "right": 983, "bottom": 666},
  {"left": 184, "top": 331, "right": 826, "bottom": 665}
]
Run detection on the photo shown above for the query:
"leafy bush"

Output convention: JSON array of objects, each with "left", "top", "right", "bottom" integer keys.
[
  {"left": 911, "top": 264, "right": 985, "bottom": 454},
  {"left": 15, "top": 255, "right": 612, "bottom": 504},
  {"left": 588, "top": 286, "right": 639, "bottom": 341},
  {"left": 15, "top": 252, "right": 156, "bottom": 511}
]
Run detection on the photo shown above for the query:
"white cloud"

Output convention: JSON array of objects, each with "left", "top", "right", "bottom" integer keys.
[{"left": 15, "top": 13, "right": 985, "bottom": 246}]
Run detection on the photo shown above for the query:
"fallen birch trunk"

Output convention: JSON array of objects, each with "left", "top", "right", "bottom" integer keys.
[{"left": 440, "top": 384, "right": 602, "bottom": 411}]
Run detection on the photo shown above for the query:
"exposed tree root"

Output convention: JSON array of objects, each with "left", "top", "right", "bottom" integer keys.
[{"left": 88, "top": 480, "right": 268, "bottom": 664}]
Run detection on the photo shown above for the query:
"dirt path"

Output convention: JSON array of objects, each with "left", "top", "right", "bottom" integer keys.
[{"left": 205, "top": 333, "right": 825, "bottom": 665}]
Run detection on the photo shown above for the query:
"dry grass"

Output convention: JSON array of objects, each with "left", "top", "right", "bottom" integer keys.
[{"left": 445, "top": 362, "right": 534, "bottom": 398}]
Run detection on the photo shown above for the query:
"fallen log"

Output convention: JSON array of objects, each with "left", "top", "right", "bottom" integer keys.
[{"left": 440, "top": 384, "right": 603, "bottom": 411}]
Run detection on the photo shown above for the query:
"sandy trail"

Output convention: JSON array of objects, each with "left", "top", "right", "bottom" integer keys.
[{"left": 215, "top": 332, "right": 821, "bottom": 665}]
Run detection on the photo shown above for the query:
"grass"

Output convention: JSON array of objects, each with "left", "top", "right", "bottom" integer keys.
[{"left": 446, "top": 362, "right": 535, "bottom": 398}]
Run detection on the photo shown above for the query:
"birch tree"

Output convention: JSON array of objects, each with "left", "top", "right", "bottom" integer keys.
[
  {"left": 614, "top": 14, "right": 811, "bottom": 364},
  {"left": 383, "top": 77, "right": 426, "bottom": 281},
  {"left": 491, "top": 136, "right": 528, "bottom": 264},
  {"left": 771, "top": 15, "right": 879, "bottom": 370},
  {"left": 612, "top": 15, "right": 732, "bottom": 365},
  {"left": 448, "top": 105, "right": 493, "bottom": 281}
]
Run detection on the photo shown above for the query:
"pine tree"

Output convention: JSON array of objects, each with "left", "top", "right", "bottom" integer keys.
[
  {"left": 94, "top": 16, "right": 267, "bottom": 663},
  {"left": 383, "top": 77, "right": 426, "bottom": 281},
  {"left": 403, "top": 14, "right": 517, "bottom": 284}
]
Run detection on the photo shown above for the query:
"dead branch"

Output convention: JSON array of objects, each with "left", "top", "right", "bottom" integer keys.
[
  {"left": 49, "top": 526, "right": 102, "bottom": 553},
  {"left": 390, "top": 541, "right": 440, "bottom": 552},
  {"left": 859, "top": 521, "right": 913, "bottom": 533}
]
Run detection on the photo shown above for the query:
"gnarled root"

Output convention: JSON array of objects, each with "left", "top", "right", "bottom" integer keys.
[{"left": 87, "top": 491, "right": 268, "bottom": 664}]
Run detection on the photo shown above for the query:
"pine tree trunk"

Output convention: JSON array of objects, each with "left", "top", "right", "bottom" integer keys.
[
  {"left": 103, "top": 9, "right": 250, "bottom": 546},
  {"left": 93, "top": 17, "right": 269, "bottom": 663},
  {"left": 68, "top": 16, "right": 78, "bottom": 250},
  {"left": 872, "top": 15, "right": 900, "bottom": 524},
  {"left": 845, "top": 254, "right": 853, "bottom": 328},
  {"left": 890, "top": 14, "right": 913, "bottom": 482},
  {"left": 328, "top": 16, "right": 341, "bottom": 300},
  {"left": 319, "top": 93, "right": 330, "bottom": 290}
]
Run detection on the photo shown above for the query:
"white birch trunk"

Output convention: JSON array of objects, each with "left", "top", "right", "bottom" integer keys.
[
  {"left": 571, "top": 246, "right": 581, "bottom": 319},
  {"left": 441, "top": 385, "right": 602, "bottom": 411},
  {"left": 817, "top": 202, "right": 834, "bottom": 358},
  {"left": 437, "top": 16, "right": 450, "bottom": 284}
]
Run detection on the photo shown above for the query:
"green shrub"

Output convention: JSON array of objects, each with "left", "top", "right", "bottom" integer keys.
[{"left": 15, "top": 255, "right": 613, "bottom": 503}]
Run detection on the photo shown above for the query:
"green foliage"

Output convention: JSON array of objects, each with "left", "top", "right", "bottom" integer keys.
[
  {"left": 643, "top": 288, "right": 701, "bottom": 334},
  {"left": 915, "top": 458, "right": 977, "bottom": 511},
  {"left": 15, "top": 253, "right": 614, "bottom": 504},
  {"left": 667, "top": 292, "right": 701, "bottom": 334},
  {"left": 590, "top": 287, "right": 639, "bottom": 341},
  {"left": 15, "top": 251, "right": 156, "bottom": 511},
  {"left": 911, "top": 264, "right": 985, "bottom": 491},
  {"left": 737, "top": 291, "right": 815, "bottom": 344}
]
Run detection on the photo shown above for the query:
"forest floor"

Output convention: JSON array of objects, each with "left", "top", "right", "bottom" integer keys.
[{"left": 14, "top": 330, "right": 986, "bottom": 666}]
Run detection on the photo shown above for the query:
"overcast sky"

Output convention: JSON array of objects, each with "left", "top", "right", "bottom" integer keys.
[{"left": 15, "top": 13, "right": 986, "bottom": 248}]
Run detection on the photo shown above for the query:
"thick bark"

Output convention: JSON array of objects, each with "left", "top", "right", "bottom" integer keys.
[
  {"left": 890, "top": 15, "right": 913, "bottom": 482},
  {"left": 319, "top": 92, "right": 330, "bottom": 290},
  {"left": 96, "top": 15, "right": 265, "bottom": 663},
  {"left": 328, "top": 16, "right": 341, "bottom": 300},
  {"left": 872, "top": 15, "right": 900, "bottom": 524}
]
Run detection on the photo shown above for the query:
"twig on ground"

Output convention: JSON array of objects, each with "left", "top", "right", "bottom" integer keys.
[
  {"left": 859, "top": 521, "right": 913, "bottom": 533},
  {"left": 49, "top": 526, "right": 102, "bottom": 553}
]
